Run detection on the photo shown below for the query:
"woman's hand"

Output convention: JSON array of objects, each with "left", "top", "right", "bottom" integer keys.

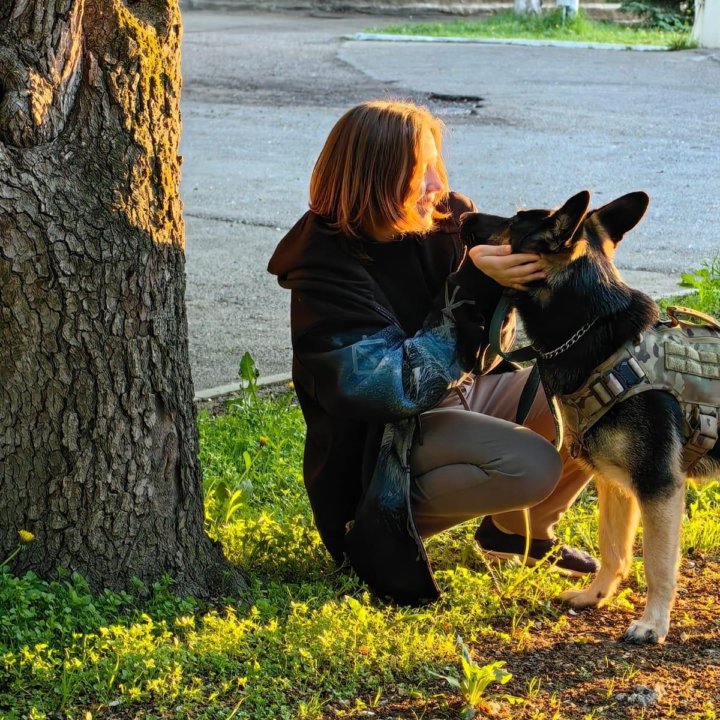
[{"left": 468, "top": 244, "right": 548, "bottom": 291}]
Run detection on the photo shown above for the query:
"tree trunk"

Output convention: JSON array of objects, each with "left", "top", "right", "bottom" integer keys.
[
  {"left": 515, "top": 0, "right": 543, "bottom": 15},
  {"left": 556, "top": 0, "right": 578, "bottom": 17},
  {"left": 693, "top": 0, "right": 720, "bottom": 48},
  {"left": 0, "top": 0, "right": 242, "bottom": 597}
]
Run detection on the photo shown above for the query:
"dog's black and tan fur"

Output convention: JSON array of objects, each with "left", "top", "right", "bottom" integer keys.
[{"left": 461, "top": 191, "right": 720, "bottom": 644}]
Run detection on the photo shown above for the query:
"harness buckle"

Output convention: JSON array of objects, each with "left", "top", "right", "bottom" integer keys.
[
  {"left": 602, "top": 358, "right": 645, "bottom": 398},
  {"left": 589, "top": 381, "right": 612, "bottom": 405}
]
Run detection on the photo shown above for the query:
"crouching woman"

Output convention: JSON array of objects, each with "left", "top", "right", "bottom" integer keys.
[{"left": 267, "top": 100, "right": 596, "bottom": 604}]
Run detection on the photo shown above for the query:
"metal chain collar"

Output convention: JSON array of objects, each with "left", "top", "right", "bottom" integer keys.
[{"left": 533, "top": 316, "right": 600, "bottom": 359}]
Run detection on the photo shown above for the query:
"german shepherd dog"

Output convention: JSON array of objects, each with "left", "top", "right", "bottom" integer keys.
[{"left": 460, "top": 191, "right": 720, "bottom": 644}]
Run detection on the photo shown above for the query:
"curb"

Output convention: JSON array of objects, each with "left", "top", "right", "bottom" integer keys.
[
  {"left": 350, "top": 32, "right": 669, "bottom": 51},
  {"left": 194, "top": 372, "right": 293, "bottom": 402}
]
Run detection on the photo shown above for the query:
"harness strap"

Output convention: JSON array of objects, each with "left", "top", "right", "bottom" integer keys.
[
  {"left": 683, "top": 406, "right": 719, "bottom": 472},
  {"left": 488, "top": 294, "right": 538, "bottom": 364},
  {"left": 488, "top": 295, "right": 563, "bottom": 450},
  {"left": 516, "top": 364, "right": 541, "bottom": 426},
  {"left": 563, "top": 324, "right": 720, "bottom": 472},
  {"left": 562, "top": 345, "right": 649, "bottom": 457},
  {"left": 667, "top": 305, "right": 720, "bottom": 332}
]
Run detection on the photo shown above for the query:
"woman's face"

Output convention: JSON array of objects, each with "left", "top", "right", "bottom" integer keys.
[{"left": 414, "top": 129, "right": 444, "bottom": 231}]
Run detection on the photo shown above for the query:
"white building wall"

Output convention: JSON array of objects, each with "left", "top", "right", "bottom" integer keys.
[{"left": 693, "top": 0, "right": 720, "bottom": 48}]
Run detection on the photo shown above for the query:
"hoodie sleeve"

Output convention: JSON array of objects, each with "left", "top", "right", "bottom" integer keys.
[
  {"left": 292, "top": 290, "right": 466, "bottom": 424},
  {"left": 292, "top": 277, "right": 507, "bottom": 423}
]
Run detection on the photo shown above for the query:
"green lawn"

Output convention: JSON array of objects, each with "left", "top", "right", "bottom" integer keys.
[
  {"left": 1, "top": 269, "right": 719, "bottom": 719},
  {"left": 370, "top": 10, "right": 694, "bottom": 49},
  {"left": 660, "top": 257, "right": 720, "bottom": 317}
]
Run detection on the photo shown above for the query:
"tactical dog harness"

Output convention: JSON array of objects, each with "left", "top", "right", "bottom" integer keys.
[
  {"left": 561, "top": 307, "right": 720, "bottom": 471},
  {"left": 490, "top": 301, "right": 720, "bottom": 472}
]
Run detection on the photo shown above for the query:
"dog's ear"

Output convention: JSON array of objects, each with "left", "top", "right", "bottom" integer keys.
[
  {"left": 460, "top": 212, "right": 510, "bottom": 246},
  {"left": 590, "top": 192, "right": 650, "bottom": 245},
  {"left": 526, "top": 190, "right": 591, "bottom": 251}
]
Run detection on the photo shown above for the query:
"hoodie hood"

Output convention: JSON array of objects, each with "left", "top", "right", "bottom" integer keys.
[{"left": 267, "top": 212, "right": 376, "bottom": 304}]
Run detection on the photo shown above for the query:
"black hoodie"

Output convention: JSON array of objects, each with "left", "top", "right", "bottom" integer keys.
[{"left": 267, "top": 192, "right": 510, "bottom": 603}]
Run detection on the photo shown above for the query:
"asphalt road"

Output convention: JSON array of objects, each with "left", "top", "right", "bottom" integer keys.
[{"left": 179, "top": 9, "right": 720, "bottom": 392}]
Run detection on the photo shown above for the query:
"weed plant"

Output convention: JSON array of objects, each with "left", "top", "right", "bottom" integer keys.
[
  {"left": 677, "top": 258, "right": 720, "bottom": 316},
  {"left": 374, "top": 9, "right": 695, "bottom": 48},
  {"left": 659, "top": 258, "right": 720, "bottom": 321},
  {"left": 1, "top": 278, "right": 719, "bottom": 718},
  {"left": 620, "top": 0, "right": 693, "bottom": 31}
]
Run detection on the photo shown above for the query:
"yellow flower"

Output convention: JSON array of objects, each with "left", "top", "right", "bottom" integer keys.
[
  {"left": 18, "top": 530, "right": 34, "bottom": 543},
  {"left": 258, "top": 436, "right": 269, "bottom": 447},
  {"left": 174, "top": 615, "right": 195, "bottom": 630},
  {"left": 287, "top": 380, "right": 295, "bottom": 391}
]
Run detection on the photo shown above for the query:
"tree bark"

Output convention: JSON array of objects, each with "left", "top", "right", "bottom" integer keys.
[{"left": 0, "top": 0, "right": 243, "bottom": 596}]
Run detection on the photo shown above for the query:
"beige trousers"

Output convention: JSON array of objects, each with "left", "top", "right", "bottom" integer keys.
[{"left": 409, "top": 368, "right": 591, "bottom": 540}]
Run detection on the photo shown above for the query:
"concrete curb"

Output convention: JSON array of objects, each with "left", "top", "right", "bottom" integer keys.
[
  {"left": 194, "top": 372, "right": 293, "bottom": 401},
  {"left": 350, "top": 32, "right": 669, "bottom": 51}
]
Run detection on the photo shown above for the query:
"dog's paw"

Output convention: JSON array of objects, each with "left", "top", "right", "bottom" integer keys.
[
  {"left": 622, "top": 619, "right": 666, "bottom": 645},
  {"left": 560, "top": 587, "right": 603, "bottom": 609}
]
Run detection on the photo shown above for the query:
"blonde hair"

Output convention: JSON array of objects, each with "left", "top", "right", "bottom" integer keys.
[{"left": 309, "top": 100, "right": 449, "bottom": 240}]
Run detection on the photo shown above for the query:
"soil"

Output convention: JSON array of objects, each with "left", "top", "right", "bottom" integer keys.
[{"left": 328, "top": 557, "right": 720, "bottom": 719}]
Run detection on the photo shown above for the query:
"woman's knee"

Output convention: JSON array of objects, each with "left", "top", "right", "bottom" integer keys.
[
  {"left": 512, "top": 431, "right": 563, "bottom": 504},
  {"left": 411, "top": 410, "right": 562, "bottom": 506}
]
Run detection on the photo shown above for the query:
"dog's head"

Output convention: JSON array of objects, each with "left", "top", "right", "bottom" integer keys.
[{"left": 460, "top": 190, "right": 650, "bottom": 298}]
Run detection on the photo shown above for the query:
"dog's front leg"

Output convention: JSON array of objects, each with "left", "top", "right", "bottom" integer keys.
[
  {"left": 623, "top": 481, "right": 685, "bottom": 644},
  {"left": 561, "top": 476, "right": 639, "bottom": 608}
]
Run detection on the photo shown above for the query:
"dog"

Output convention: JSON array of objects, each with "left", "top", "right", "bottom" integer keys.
[{"left": 460, "top": 190, "right": 720, "bottom": 644}]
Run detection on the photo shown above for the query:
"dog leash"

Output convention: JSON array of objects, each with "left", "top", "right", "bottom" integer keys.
[
  {"left": 488, "top": 293, "right": 564, "bottom": 452},
  {"left": 487, "top": 293, "right": 553, "bottom": 567}
]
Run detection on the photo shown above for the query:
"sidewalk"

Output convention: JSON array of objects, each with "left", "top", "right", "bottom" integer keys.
[{"left": 180, "top": 10, "right": 719, "bottom": 394}]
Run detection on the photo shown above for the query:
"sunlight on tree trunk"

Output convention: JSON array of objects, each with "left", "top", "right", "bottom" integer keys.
[
  {"left": 0, "top": 0, "right": 244, "bottom": 597},
  {"left": 693, "top": 0, "right": 720, "bottom": 48}
]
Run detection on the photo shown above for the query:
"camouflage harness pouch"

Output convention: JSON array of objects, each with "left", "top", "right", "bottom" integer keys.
[{"left": 561, "top": 306, "right": 720, "bottom": 472}]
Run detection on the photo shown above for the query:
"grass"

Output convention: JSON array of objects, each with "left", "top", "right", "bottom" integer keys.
[
  {"left": 660, "top": 257, "right": 720, "bottom": 318},
  {"left": 1, "top": 267, "right": 719, "bottom": 719},
  {"left": 370, "top": 9, "right": 695, "bottom": 49}
]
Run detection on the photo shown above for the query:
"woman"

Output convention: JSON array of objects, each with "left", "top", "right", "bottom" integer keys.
[{"left": 267, "top": 100, "right": 596, "bottom": 604}]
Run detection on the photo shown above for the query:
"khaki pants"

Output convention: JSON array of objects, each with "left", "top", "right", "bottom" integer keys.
[{"left": 409, "top": 368, "right": 590, "bottom": 540}]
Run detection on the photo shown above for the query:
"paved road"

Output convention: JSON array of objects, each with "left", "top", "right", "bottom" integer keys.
[{"left": 180, "top": 9, "right": 720, "bottom": 392}]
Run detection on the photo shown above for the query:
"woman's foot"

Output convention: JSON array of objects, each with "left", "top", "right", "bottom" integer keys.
[{"left": 474, "top": 516, "right": 598, "bottom": 578}]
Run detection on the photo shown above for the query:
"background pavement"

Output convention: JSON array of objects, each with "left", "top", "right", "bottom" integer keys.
[{"left": 179, "top": 9, "right": 720, "bottom": 392}]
